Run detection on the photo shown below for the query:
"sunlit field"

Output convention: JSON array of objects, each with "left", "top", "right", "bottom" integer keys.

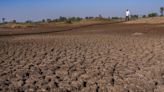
[{"left": 1, "top": 17, "right": 164, "bottom": 92}]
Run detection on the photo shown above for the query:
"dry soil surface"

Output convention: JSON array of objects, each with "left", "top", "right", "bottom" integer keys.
[{"left": 1, "top": 23, "right": 164, "bottom": 92}]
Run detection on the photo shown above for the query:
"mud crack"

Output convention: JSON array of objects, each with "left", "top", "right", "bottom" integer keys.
[{"left": 111, "top": 62, "right": 119, "bottom": 86}]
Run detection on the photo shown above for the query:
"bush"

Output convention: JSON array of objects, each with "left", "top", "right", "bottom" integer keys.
[
  {"left": 42, "top": 19, "right": 45, "bottom": 23},
  {"left": 12, "top": 20, "right": 16, "bottom": 23},
  {"left": 131, "top": 15, "right": 139, "bottom": 19},
  {"left": 25, "top": 20, "right": 32, "bottom": 24},
  {"left": 142, "top": 15, "right": 147, "bottom": 18},
  {"left": 111, "top": 17, "right": 120, "bottom": 20},
  {"left": 85, "top": 17, "right": 94, "bottom": 20},
  {"left": 65, "top": 20, "right": 72, "bottom": 24},
  {"left": 148, "top": 13, "right": 158, "bottom": 17},
  {"left": 160, "top": 7, "right": 164, "bottom": 16},
  {"left": 59, "top": 16, "right": 67, "bottom": 22},
  {"left": 46, "top": 19, "right": 52, "bottom": 23},
  {"left": 68, "top": 17, "right": 82, "bottom": 22}
]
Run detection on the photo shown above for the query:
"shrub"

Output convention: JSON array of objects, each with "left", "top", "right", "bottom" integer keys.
[
  {"left": 12, "top": 20, "right": 16, "bottom": 23},
  {"left": 142, "top": 15, "right": 147, "bottom": 18},
  {"left": 65, "top": 20, "right": 72, "bottom": 24},
  {"left": 2, "top": 18, "right": 5, "bottom": 23},
  {"left": 59, "top": 16, "right": 67, "bottom": 22},
  {"left": 148, "top": 13, "right": 158, "bottom": 17},
  {"left": 42, "top": 19, "right": 45, "bottom": 23},
  {"left": 68, "top": 17, "right": 82, "bottom": 22},
  {"left": 160, "top": 7, "right": 164, "bottom": 16},
  {"left": 46, "top": 19, "right": 52, "bottom": 23},
  {"left": 111, "top": 17, "right": 120, "bottom": 20},
  {"left": 26, "top": 20, "right": 32, "bottom": 24},
  {"left": 85, "top": 17, "right": 94, "bottom": 20},
  {"left": 131, "top": 15, "right": 139, "bottom": 19}
]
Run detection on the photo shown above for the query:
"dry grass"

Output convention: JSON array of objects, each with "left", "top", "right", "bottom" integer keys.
[
  {"left": 0, "top": 23, "right": 36, "bottom": 29},
  {"left": 0, "top": 19, "right": 110, "bottom": 29},
  {"left": 124, "top": 17, "right": 164, "bottom": 24}
]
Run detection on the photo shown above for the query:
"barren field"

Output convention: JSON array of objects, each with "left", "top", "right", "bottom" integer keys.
[{"left": 1, "top": 22, "right": 164, "bottom": 92}]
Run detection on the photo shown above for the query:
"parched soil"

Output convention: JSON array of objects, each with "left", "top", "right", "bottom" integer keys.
[{"left": 1, "top": 24, "right": 164, "bottom": 92}]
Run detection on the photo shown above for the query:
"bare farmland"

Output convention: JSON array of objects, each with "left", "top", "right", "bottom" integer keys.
[{"left": 1, "top": 23, "right": 164, "bottom": 92}]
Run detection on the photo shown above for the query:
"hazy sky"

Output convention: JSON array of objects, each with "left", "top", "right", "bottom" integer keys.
[{"left": 0, "top": 0, "right": 163, "bottom": 22}]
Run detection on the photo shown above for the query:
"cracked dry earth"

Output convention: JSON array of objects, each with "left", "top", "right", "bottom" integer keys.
[{"left": 1, "top": 33, "right": 164, "bottom": 92}]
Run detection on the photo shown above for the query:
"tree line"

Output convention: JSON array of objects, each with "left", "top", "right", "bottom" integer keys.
[{"left": 1, "top": 7, "right": 164, "bottom": 24}]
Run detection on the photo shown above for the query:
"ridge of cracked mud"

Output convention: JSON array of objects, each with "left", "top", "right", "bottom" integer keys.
[{"left": 1, "top": 34, "right": 164, "bottom": 92}]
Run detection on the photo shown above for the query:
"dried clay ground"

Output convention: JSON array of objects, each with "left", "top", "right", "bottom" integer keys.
[{"left": 1, "top": 18, "right": 164, "bottom": 92}]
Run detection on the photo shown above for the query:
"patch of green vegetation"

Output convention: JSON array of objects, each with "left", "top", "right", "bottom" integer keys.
[{"left": 148, "top": 13, "right": 158, "bottom": 17}]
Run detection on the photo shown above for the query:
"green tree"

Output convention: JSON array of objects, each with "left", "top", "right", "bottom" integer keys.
[
  {"left": 160, "top": 7, "right": 164, "bottom": 16},
  {"left": 131, "top": 15, "right": 139, "bottom": 19},
  {"left": 42, "top": 19, "right": 45, "bottom": 23},
  {"left": 2, "top": 18, "right": 5, "bottom": 23},
  {"left": 26, "top": 20, "right": 32, "bottom": 23},
  {"left": 85, "top": 16, "right": 94, "bottom": 20},
  {"left": 65, "top": 19, "right": 72, "bottom": 24},
  {"left": 98, "top": 14, "right": 102, "bottom": 18},
  {"left": 111, "top": 17, "right": 120, "bottom": 20},
  {"left": 76, "top": 17, "right": 82, "bottom": 21},
  {"left": 68, "top": 17, "right": 82, "bottom": 22},
  {"left": 148, "top": 13, "right": 158, "bottom": 17},
  {"left": 142, "top": 15, "right": 146, "bottom": 18},
  {"left": 46, "top": 19, "right": 52, "bottom": 23},
  {"left": 59, "top": 16, "right": 67, "bottom": 22},
  {"left": 12, "top": 20, "right": 16, "bottom": 23}
]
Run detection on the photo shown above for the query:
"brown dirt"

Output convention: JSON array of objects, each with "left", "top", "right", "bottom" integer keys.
[{"left": 1, "top": 23, "right": 164, "bottom": 92}]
